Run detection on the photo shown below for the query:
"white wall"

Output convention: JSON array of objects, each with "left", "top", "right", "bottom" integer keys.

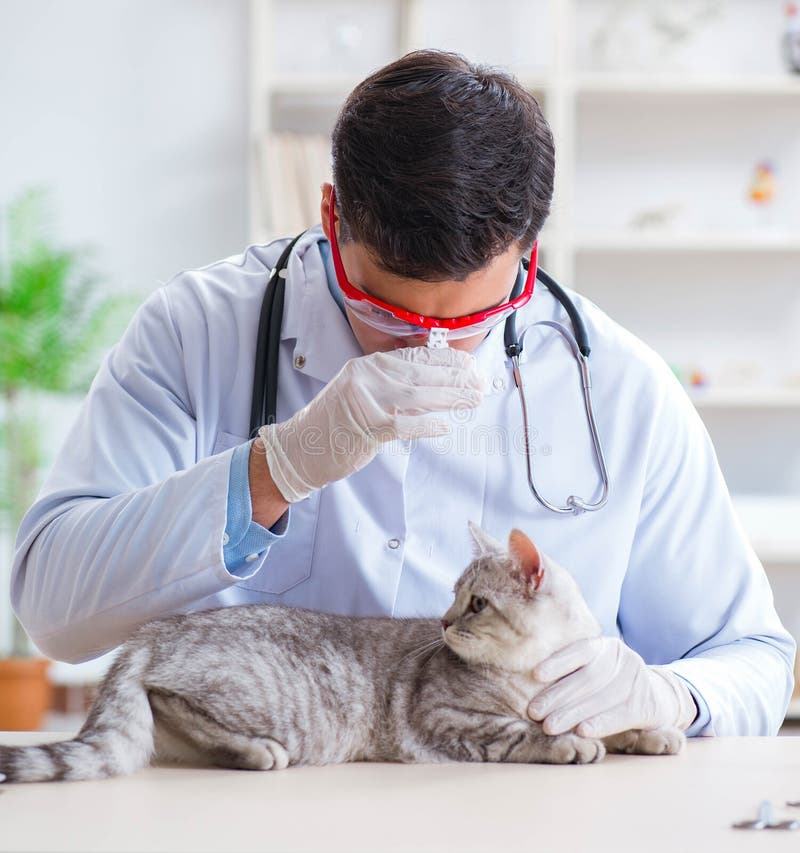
[
  {"left": 0, "top": 0, "right": 250, "bottom": 662},
  {"left": 0, "top": 0, "right": 250, "bottom": 295}
]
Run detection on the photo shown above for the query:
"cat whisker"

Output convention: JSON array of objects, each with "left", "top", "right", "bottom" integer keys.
[
  {"left": 400, "top": 637, "right": 443, "bottom": 660},
  {"left": 428, "top": 643, "right": 447, "bottom": 663},
  {"left": 398, "top": 637, "right": 445, "bottom": 665},
  {"left": 416, "top": 639, "right": 446, "bottom": 666}
]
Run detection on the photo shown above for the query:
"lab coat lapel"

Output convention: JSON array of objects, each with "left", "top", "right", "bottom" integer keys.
[{"left": 280, "top": 225, "right": 362, "bottom": 384}]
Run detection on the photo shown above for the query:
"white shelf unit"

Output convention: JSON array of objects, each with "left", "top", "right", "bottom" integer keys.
[{"left": 248, "top": 0, "right": 800, "bottom": 566}]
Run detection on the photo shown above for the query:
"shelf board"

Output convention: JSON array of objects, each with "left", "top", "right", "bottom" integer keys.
[
  {"left": 270, "top": 71, "right": 552, "bottom": 97},
  {"left": 689, "top": 388, "right": 800, "bottom": 409},
  {"left": 574, "top": 233, "right": 800, "bottom": 254},
  {"left": 270, "top": 74, "right": 363, "bottom": 95},
  {"left": 268, "top": 73, "right": 800, "bottom": 99},
  {"left": 575, "top": 73, "right": 800, "bottom": 97},
  {"left": 516, "top": 73, "right": 550, "bottom": 93}
]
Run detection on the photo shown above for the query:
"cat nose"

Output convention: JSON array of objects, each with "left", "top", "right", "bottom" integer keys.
[{"left": 441, "top": 619, "right": 450, "bottom": 631}]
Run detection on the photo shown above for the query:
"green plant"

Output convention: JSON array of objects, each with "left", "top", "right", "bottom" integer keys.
[{"left": 0, "top": 187, "right": 135, "bottom": 657}]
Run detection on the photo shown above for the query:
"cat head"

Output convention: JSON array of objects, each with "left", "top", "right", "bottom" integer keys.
[{"left": 440, "top": 522, "right": 601, "bottom": 672}]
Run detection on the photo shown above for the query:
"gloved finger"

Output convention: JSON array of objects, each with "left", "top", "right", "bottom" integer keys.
[
  {"left": 574, "top": 704, "right": 635, "bottom": 740},
  {"left": 381, "top": 362, "right": 488, "bottom": 395},
  {"left": 527, "top": 665, "right": 600, "bottom": 722},
  {"left": 384, "top": 384, "right": 484, "bottom": 417},
  {"left": 532, "top": 637, "right": 602, "bottom": 683},
  {"left": 538, "top": 691, "right": 615, "bottom": 737},
  {"left": 392, "top": 416, "right": 452, "bottom": 441},
  {"left": 390, "top": 346, "right": 477, "bottom": 368},
  {"left": 379, "top": 349, "right": 489, "bottom": 393}
]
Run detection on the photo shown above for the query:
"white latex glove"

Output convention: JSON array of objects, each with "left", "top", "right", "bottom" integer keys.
[
  {"left": 526, "top": 637, "right": 698, "bottom": 739},
  {"left": 258, "top": 346, "right": 487, "bottom": 503}
]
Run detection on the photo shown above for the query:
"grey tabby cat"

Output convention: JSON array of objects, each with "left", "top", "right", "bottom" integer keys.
[{"left": 0, "top": 523, "right": 683, "bottom": 783}]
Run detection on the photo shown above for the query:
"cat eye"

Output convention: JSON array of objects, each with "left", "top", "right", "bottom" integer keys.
[{"left": 469, "top": 596, "right": 488, "bottom": 614}]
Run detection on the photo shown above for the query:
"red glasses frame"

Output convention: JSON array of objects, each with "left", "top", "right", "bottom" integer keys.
[{"left": 328, "top": 187, "right": 538, "bottom": 330}]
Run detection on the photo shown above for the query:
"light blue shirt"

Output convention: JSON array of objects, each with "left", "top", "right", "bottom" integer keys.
[{"left": 11, "top": 226, "right": 794, "bottom": 737}]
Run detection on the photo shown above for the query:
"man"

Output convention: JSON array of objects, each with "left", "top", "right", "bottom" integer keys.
[{"left": 12, "top": 51, "right": 794, "bottom": 738}]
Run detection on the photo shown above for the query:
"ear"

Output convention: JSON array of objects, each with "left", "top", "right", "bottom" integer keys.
[
  {"left": 320, "top": 182, "right": 334, "bottom": 241},
  {"left": 467, "top": 521, "right": 504, "bottom": 557},
  {"left": 508, "top": 529, "right": 544, "bottom": 591}
]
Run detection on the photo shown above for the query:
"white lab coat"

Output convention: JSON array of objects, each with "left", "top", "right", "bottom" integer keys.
[{"left": 12, "top": 226, "right": 794, "bottom": 735}]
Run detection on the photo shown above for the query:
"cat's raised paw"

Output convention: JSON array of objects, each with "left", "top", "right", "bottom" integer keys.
[{"left": 547, "top": 733, "right": 605, "bottom": 765}]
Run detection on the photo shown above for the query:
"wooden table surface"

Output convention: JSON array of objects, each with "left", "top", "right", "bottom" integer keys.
[{"left": 1, "top": 731, "right": 799, "bottom": 852}]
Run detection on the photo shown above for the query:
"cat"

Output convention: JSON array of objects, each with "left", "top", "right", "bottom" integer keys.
[{"left": 0, "top": 523, "right": 684, "bottom": 783}]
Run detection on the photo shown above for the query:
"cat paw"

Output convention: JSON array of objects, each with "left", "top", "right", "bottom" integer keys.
[
  {"left": 232, "top": 737, "right": 290, "bottom": 771},
  {"left": 547, "top": 733, "right": 606, "bottom": 765},
  {"left": 259, "top": 737, "right": 290, "bottom": 770},
  {"left": 604, "top": 728, "right": 685, "bottom": 756}
]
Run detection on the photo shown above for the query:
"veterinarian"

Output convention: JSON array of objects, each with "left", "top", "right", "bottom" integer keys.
[{"left": 12, "top": 50, "right": 794, "bottom": 739}]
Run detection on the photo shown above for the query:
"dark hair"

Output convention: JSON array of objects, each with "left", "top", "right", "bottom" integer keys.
[{"left": 331, "top": 49, "right": 555, "bottom": 282}]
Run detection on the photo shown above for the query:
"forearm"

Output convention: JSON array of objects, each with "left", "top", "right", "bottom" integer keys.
[
  {"left": 11, "top": 450, "right": 241, "bottom": 663},
  {"left": 248, "top": 438, "right": 290, "bottom": 529},
  {"left": 667, "top": 636, "right": 795, "bottom": 736}
]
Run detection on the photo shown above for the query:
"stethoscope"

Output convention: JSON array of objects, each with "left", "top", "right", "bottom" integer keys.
[{"left": 249, "top": 234, "right": 610, "bottom": 515}]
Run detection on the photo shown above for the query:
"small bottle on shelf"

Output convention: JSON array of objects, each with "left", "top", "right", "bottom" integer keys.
[{"left": 784, "top": 3, "right": 800, "bottom": 73}]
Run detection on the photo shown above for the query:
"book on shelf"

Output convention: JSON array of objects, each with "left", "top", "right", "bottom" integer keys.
[{"left": 256, "top": 132, "right": 332, "bottom": 239}]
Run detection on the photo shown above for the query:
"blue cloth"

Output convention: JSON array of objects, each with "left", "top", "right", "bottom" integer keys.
[
  {"left": 681, "top": 675, "right": 712, "bottom": 737},
  {"left": 223, "top": 238, "right": 340, "bottom": 573},
  {"left": 223, "top": 440, "right": 288, "bottom": 574},
  {"left": 319, "top": 239, "right": 346, "bottom": 316}
]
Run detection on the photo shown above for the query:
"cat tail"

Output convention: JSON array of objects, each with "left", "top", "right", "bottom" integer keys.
[{"left": 0, "top": 645, "right": 155, "bottom": 784}]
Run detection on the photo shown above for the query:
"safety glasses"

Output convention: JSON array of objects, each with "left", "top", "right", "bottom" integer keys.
[{"left": 328, "top": 187, "right": 537, "bottom": 342}]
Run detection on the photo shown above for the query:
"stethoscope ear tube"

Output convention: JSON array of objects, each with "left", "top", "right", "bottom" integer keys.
[
  {"left": 249, "top": 232, "right": 305, "bottom": 437},
  {"left": 535, "top": 267, "right": 591, "bottom": 358},
  {"left": 504, "top": 262, "right": 609, "bottom": 514},
  {"left": 505, "top": 260, "right": 591, "bottom": 360}
]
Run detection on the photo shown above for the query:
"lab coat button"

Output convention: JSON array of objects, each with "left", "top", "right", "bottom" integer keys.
[
  {"left": 222, "top": 532, "right": 230, "bottom": 546},
  {"left": 278, "top": 268, "right": 288, "bottom": 279},
  {"left": 294, "top": 354, "right": 306, "bottom": 369},
  {"left": 387, "top": 538, "right": 401, "bottom": 550},
  {"left": 245, "top": 552, "right": 260, "bottom": 562},
  {"left": 492, "top": 376, "right": 505, "bottom": 391}
]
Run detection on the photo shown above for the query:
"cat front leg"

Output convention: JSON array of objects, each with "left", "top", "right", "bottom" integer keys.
[
  {"left": 415, "top": 711, "right": 605, "bottom": 765},
  {"left": 603, "top": 727, "right": 685, "bottom": 756}
]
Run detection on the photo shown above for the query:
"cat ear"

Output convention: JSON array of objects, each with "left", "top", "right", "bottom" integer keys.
[
  {"left": 508, "top": 529, "right": 544, "bottom": 591},
  {"left": 467, "top": 521, "right": 504, "bottom": 557}
]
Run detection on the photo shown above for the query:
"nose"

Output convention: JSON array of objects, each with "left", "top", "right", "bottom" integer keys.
[{"left": 441, "top": 619, "right": 450, "bottom": 631}]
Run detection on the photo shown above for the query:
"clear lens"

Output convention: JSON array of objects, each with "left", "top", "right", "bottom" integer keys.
[
  {"left": 343, "top": 298, "right": 426, "bottom": 336},
  {"left": 344, "top": 297, "right": 513, "bottom": 340}
]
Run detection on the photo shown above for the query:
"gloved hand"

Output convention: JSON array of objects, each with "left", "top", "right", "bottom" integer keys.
[
  {"left": 526, "top": 637, "right": 698, "bottom": 738},
  {"left": 258, "top": 346, "right": 487, "bottom": 503}
]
